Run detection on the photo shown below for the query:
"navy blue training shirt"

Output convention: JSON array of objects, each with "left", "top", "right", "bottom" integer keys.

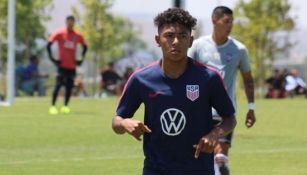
[{"left": 116, "top": 58, "right": 235, "bottom": 174}]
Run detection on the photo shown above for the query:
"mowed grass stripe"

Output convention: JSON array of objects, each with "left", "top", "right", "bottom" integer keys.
[{"left": 0, "top": 97, "right": 306, "bottom": 175}]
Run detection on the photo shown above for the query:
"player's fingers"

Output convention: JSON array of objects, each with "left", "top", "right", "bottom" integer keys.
[
  {"left": 246, "top": 118, "right": 254, "bottom": 128},
  {"left": 143, "top": 125, "right": 152, "bottom": 133},
  {"left": 194, "top": 139, "right": 205, "bottom": 159},
  {"left": 210, "top": 139, "right": 217, "bottom": 147},
  {"left": 132, "top": 134, "right": 142, "bottom": 141},
  {"left": 245, "top": 121, "right": 251, "bottom": 128},
  {"left": 194, "top": 144, "right": 201, "bottom": 159},
  {"left": 127, "top": 127, "right": 143, "bottom": 141},
  {"left": 203, "top": 138, "right": 216, "bottom": 153}
]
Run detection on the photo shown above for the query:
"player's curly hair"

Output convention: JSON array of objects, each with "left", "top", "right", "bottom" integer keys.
[{"left": 154, "top": 8, "right": 197, "bottom": 32}]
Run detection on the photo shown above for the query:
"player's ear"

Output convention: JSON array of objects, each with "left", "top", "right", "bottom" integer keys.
[
  {"left": 155, "top": 35, "right": 161, "bottom": 47},
  {"left": 212, "top": 16, "right": 218, "bottom": 25}
]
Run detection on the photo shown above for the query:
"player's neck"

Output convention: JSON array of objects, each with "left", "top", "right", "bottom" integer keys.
[
  {"left": 212, "top": 32, "right": 228, "bottom": 45},
  {"left": 161, "top": 57, "right": 188, "bottom": 79},
  {"left": 66, "top": 27, "right": 74, "bottom": 32}
]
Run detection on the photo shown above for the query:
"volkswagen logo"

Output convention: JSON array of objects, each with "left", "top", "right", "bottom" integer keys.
[{"left": 160, "top": 108, "right": 186, "bottom": 136}]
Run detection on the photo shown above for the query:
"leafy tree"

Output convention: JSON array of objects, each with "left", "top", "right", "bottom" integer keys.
[
  {"left": 232, "top": 0, "right": 295, "bottom": 89},
  {"left": 72, "top": 0, "right": 146, "bottom": 94},
  {"left": 72, "top": 0, "right": 146, "bottom": 67},
  {"left": 0, "top": 0, "right": 53, "bottom": 63}
]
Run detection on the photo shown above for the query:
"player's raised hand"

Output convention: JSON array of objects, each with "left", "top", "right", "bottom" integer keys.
[
  {"left": 120, "top": 119, "right": 151, "bottom": 141},
  {"left": 245, "top": 110, "right": 256, "bottom": 128},
  {"left": 193, "top": 131, "right": 219, "bottom": 159}
]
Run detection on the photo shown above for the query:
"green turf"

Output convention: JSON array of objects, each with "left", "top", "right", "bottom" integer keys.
[{"left": 0, "top": 97, "right": 306, "bottom": 175}]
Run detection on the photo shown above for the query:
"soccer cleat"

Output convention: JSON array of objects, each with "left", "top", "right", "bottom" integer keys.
[
  {"left": 49, "top": 106, "right": 58, "bottom": 115},
  {"left": 60, "top": 106, "right": 71, "bottom": 114}
]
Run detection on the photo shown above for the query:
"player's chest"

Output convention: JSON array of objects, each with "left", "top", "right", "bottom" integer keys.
[
  {"left": 60, "top": 34, "right": 78, "bottom": 49},
  {"left": 142, "top": 80, "right": 209, "bottom": 106},
  {"left": 199, "top": 46, "right": 240, "bottom": 68},
  {"left": 142, "top": 80, "right": 212, "bottom": 137}
]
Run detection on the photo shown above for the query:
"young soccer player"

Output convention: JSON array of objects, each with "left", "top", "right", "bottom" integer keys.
[
  {"left": 188, "top": 6, "right": 256, "bottom": 175},
  {"left": 47, "top": 15, "right": 87, "bottom": 114},
  {"left": 112, "top": 8, "right": 236, "bottom": 175}
]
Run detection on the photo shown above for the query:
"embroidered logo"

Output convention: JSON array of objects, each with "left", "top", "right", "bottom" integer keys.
[{"left": 186, "top": 85, "right": 199, "bottom": 101}]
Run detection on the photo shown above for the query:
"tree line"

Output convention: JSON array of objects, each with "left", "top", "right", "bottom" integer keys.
[{"left": 0, "top": 0, "right": 296, "bottom": 91}]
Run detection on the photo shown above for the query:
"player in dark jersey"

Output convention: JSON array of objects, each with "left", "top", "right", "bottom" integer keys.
[
  {"left": 112, "top": 8, "right": 236, "bottom": 175},
  {"left": 47, "top": 15, "right": 87, "bottom": 114}
]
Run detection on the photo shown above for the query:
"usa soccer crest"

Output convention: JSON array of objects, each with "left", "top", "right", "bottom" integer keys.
[{"left": 186, "top": 85, "right": 199, "bottom": 101}]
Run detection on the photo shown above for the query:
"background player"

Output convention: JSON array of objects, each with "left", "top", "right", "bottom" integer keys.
[
  {"left": 112, "top": 8, "right": 236, "bottom": 175},
  {"left": 47, "top": 15, "right": 87, "bottom": 114},
  {"left": 188, "top": 6, "right": 256, "bottom": 175}
]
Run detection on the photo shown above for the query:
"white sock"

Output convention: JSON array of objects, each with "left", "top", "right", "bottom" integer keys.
[{"left": 214, "top": 162, "right": 221, "bottom": 175}]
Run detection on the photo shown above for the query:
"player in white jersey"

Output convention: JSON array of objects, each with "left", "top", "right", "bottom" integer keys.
[{"left": 188, "top": 6, "right": 256, "bottom": 175}]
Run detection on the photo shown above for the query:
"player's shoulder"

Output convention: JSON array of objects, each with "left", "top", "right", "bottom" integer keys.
[
  {"left": 191, "top": 59, "right": 221, "bottom": 78},
  {"left": 190, "top": 35, "right": 213, "bottom": 54},
  {"left": 229, "top": 37, "right": 247, "bottom": 50},
  {"left": 193, "top": 35, "right": 212, "bottom": 45},
  {"left": 74, "top": 30, "right": 84, "bottom": 37},
  {"left": 49, "top": 28, "right": 65, "bottom": 40},
  {"left": 54, "top": 27, "right": 66, "bottom": 34},
  {"left": 129, "top": 61, "right": 160, "bottom": 79}
]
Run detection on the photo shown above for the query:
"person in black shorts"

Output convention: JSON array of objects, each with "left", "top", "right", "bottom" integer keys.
[{"left": 47, "top": 15, "right": 87, "bottom": 114}]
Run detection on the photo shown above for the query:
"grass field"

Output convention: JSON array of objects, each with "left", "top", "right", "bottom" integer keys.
[{"left": 0, "top": 97, "right": 307, "bottom": 175}]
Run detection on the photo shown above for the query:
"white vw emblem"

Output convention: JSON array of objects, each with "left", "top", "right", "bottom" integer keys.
[{"left": 160, "top": 108, "right": 186, "bottom": 136}]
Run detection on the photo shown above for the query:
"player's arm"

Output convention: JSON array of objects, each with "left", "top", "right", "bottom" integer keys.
[
  {"left": 112, "top": 116, "right": 127, "bottom": 134},
  {"left": 112, "top": 116, "right": 151, "bottom": 141},
  {"left": 77, "top": 34, "right": 88, "bottom": 66},
  {"left": 77, "top": 44, "right": 87, "bottom": 66},
  {"left": 241, "top": 71, "right": 254, "bottom": 104},
  {"left": 210, "top": 115, "right": 236, "bottom": 138},
  {"left": 111, "top": 74, "right": 150, "bottom": 141},
  {"left": 46, "top": 42, "right": 59, "bottom": 66},
  {"left": 47, "top": 31, "right": 61, "bottom": 66},
  {"left": 82, "top": 44, "right": 87, "bottom": 58},
  {"left": 194, "top": 72, "right": 236, "bottom": 158},
  {"left": 241, "top": 71, "right": 256, "bottom": 128},
  {"left": 239, "top": 47, "right": 256, "bottom": 128},
  {"left": 194, "top": 115, "right": 236, "bottom": 158}
]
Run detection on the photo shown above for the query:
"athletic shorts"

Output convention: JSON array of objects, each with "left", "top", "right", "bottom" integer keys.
[{"left": 57, "top": 67, "right": 76, "bottom": 83}]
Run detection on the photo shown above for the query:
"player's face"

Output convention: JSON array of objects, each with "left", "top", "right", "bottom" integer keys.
[
  {"left": 214, "top": 14, "right": 233, "bottom": 37},
  {"left": 155, "top": 23, "right": 193, "bottom": 62},
  {"left": 66, "top": 19, "right": 75, "bottom": 30}
]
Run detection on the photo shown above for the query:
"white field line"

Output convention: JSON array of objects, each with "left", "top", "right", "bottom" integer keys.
[{"left": 1, "top": 147, "right": 307, "bottom": 165}]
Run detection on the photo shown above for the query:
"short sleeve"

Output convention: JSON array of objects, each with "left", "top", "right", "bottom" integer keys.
[
  {"left": 116, "top": 74, "right": 142, "bottom": 118},
  {"left": 239, "top": 47, "right": 251, "bottom": 73},
  {"left": 78, "top": 34, "right": 87, "bottom": 45},
  {"left": 209, "top": 72, "right": 235, "bottom": 117},
  {"left": 48, "top": 31, "right": 59, "bottom": 43}
]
